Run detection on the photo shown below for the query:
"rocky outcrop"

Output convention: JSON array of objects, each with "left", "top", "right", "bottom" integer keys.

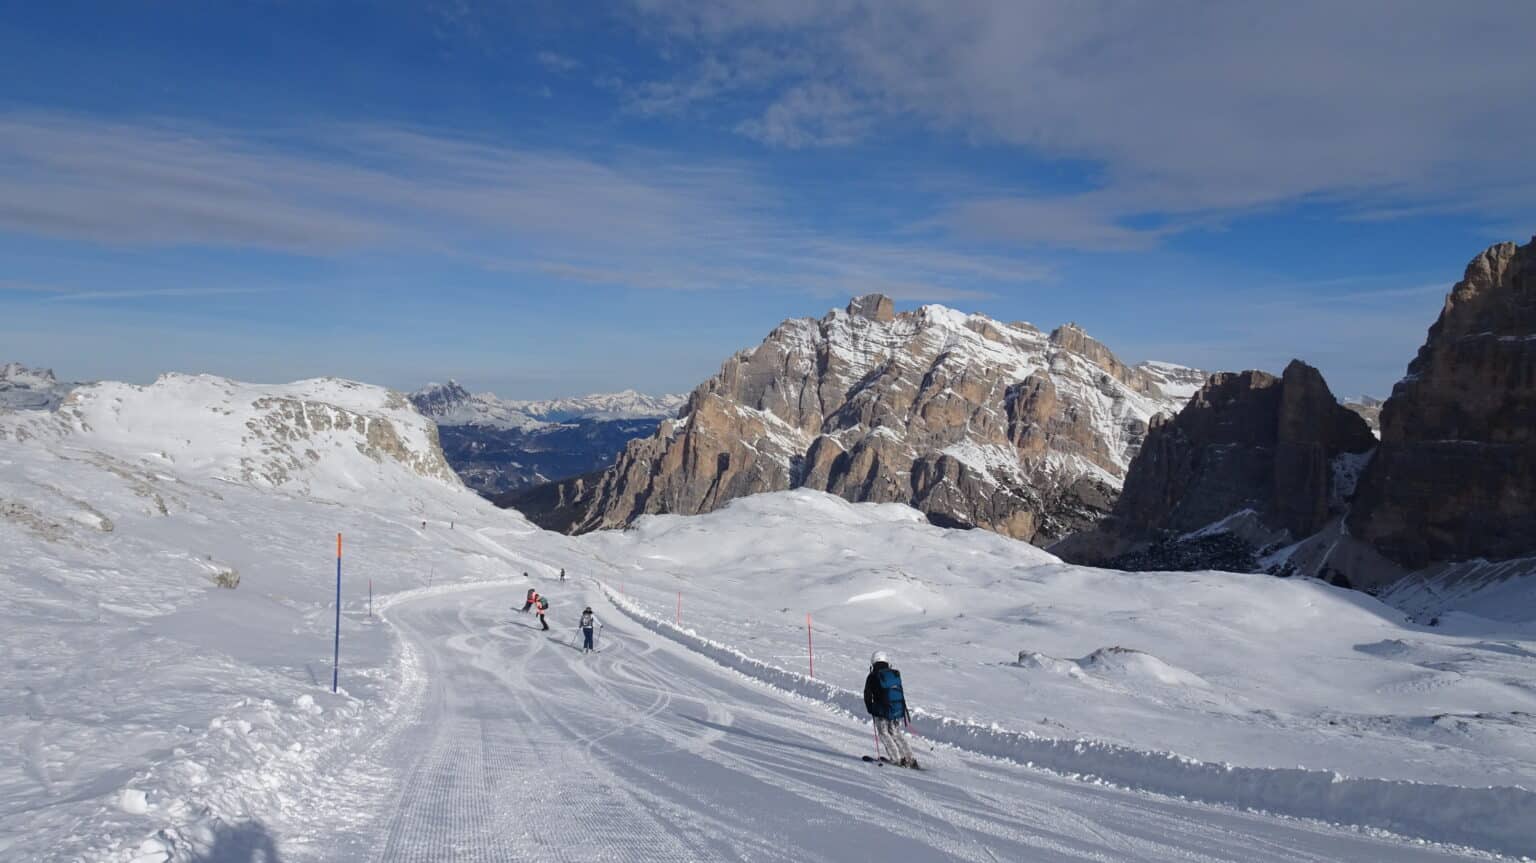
[
  {"left": 1347, "top": 237, "right": 1536, "bottom": 568},
  {"left": 510, "top": 295, "right": 1199, "bottom": 542},
  {"left": 1342, "top": 396, "right": 1383, "bottom": 435},
  {"left": 1056, "top": 360, "right": 1375, "bottom": 566},
  {"left": 0, "top": 363, "right": 78, "bottom": 412}
]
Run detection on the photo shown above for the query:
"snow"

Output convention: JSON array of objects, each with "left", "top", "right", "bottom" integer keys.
[
  {"left": 600, "top": 572, "right": 1536, "bottom": 857},
  {"left": 1136, "top": 360, "right": 1208, "bottom": 400},
  {"left": 586, "top": 493, "right": 1536, "bottom": 826},
  {"left": 410, "top": 380, "right": 684, "bottom": 430},
  {"left": 3, "top": 371, "right": 1532, "bottom": 860},
  {"left": 1331, "top": 449, "right": 1374, "bottom": 506}
]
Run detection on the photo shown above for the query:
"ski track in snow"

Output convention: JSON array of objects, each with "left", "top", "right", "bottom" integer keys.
[{"left": 304, "top": 585, "right": 1494, "bottom": 863}]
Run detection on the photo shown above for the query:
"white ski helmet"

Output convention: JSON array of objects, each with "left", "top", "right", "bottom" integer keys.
[{"left": 870, "top": 649, "right": 890, "bottom": 666}]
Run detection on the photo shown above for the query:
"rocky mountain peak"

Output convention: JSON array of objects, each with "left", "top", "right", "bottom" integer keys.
[
  {"left": 1, "top": 362, "right": 57, "bottom": 384},
  {"left": 410, "top": 380, "right": 473, "bottom": 416},
  {"left": 1348, "top": 236, "right": 1536, "bottom": 568},
  {"left": 508, "top": 296, "right": 1201, "bottom": 541},
  {"left": 0, "top": 363, "right": 76, "bottom": 412},
  {"left": 846, "top": 293, "right": 895, "bottom": 322},
  {"left": 1055, "top": 359, "right": 1374, "bottom": 566}
]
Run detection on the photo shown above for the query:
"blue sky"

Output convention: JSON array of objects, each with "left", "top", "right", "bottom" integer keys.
[{"left": 2, "top": 1, "right": 1533, "bottom": 399}]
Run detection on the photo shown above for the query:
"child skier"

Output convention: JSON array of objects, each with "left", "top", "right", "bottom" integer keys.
[
  {"left": 521, "top": 588, "right": 538, "bottom": 613},
  {"left": 535, "top": 595, "right": 550, "bottom": 631},
  {"left": 863, "top": 650, "right": 918, "bottom": 768},
  {"left": 577, "top": 606, "right": 602, "bottom": 653}
]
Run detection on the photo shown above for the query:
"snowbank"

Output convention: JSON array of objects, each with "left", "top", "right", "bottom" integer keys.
[{"left": 600, "top": 581, "right": 1536, "bottom": 858}]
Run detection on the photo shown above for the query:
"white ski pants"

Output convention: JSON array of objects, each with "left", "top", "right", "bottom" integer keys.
[{"left": 874, "top": 718, "right": 913, "bottom": 763}]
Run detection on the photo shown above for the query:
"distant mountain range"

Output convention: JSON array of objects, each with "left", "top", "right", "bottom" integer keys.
[{"left": 408, "top": 382, "right": 684, "bottom": 497}]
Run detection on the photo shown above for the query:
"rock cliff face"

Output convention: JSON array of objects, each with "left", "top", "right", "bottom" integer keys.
[
  {"left": 510, "top": 296, "right": 1198, "bottom": 541},
  {"left": 1347, "top": 237, "right": 1536, "bottom": 568},
  {"left": 0, "top": 363, "right": 78, "bottom": 412},
  {"left": 1342, "top": 396, "right": 1383, "bottom": 436},
  {"left": 1055, "top": 360, "right": 1375, "bottom": 566}
]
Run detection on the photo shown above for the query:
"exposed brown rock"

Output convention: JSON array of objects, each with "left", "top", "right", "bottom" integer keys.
[
  {"left": 1056, "top": 360, "right": 1374, "bottom": 565},
  {"left": 512, "top": 296, "right": 1198, "bottom": 542},
  {"left": 847, "top": 293, "right": 896, "bottom": 323},
  {"left": 1347, "top": 237, "right": 1536, "bottom": 568}
]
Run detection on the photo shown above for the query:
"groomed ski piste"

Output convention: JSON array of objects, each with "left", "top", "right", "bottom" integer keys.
[{"left": 3, "top": 374, "right": 1536, "bottom": 861}]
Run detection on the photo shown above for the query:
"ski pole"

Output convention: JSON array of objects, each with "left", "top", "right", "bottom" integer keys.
[{"left": 873, "top": 722, "right": 882, "bottom": 761}]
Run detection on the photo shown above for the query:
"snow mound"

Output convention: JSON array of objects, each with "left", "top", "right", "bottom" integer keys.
[
  {"left": 1018, "top": 647, "right": 1209, "bottom": 688},
  {"left": 1080, "top": 646, "right": 1210, "bottom": 688},
  {"left": 1016, "top": 651, "right": 1088, "bottom": 680}
]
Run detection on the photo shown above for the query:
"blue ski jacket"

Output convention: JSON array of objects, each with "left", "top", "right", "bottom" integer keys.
[{"left": 863, "top": 662, "right": 908, "bottom": 721}]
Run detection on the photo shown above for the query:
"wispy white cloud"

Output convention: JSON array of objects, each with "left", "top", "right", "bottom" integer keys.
[
  {"left": 625, "top": 0, "right": 1536, "bottom": 249},
  {"left": 41, "top": 286, "right": 278, "bottom": 303},
  {"left": 534, "top": 50, "right": 580, "bottom": 72},
  {"left": 735, "top": 83, "right": 874, "bottom": 149},
  {"left": 0, "top": 112, "right": 1049, "bottom": 303}
]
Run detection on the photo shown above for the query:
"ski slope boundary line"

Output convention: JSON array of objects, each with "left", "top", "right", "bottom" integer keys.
[{"left": 596, "top": 582, "right": 1536, "bottom": 858}]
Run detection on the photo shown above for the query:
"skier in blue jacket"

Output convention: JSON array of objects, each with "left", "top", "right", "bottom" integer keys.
[{"left": 863, "top": 650, "right": 918, "bottom": 768}]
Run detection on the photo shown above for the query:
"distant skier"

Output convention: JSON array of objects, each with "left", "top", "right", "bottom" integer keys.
[
  {"left": 864, "top": 650, "right": 918, "bottom": 768},
  {"left": 577, "top": 606, "right": 602, "bottom": 653},
  {"left": 559, "top": 567, "right": 566, "bottom": 582},
  {"left": 535, "top": 595, "right": 550, "bottom": 631},
  {"left": 521, "top": 588, "right": 538, "bottom": 613}
]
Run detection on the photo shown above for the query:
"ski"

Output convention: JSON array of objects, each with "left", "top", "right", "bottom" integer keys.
[{"left": 861, "top": 755, "right": 922, "bottom": 770}]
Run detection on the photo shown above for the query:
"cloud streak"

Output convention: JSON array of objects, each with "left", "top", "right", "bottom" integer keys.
[
  {"left": 0, "top": 112, "right": 1050, "bottom": 302},
  {"left": 627, "top": 0, "right": 1536, "bottom": 249}
]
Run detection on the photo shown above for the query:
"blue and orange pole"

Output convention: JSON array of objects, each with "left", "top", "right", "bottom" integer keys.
[{"left": 332, "top": 532, "right": 342, "bottom": 693}]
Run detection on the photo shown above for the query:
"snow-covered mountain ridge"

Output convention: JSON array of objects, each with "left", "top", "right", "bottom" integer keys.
[
  {"left": 512, "top": 294, "right": 1205, "bottom": 543},
  {"left": 2, "top": 373, "right": 462, "bottom": 501},
  {"left": 409, "top": 382, "right": 686, "bottom": 497},
  {"left": 409, "top": 381, "right": 683, "bottom": 430}
]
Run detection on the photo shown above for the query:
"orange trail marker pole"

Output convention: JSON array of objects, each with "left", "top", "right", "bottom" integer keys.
[
  {"left": 332, "top": 533, "right": 342, "bottom": 693},
  {"left": 807, "top": 613, "right": 815, "bottom": 679}
]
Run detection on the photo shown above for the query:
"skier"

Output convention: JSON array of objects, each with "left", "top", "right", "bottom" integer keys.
[
  {"left": 535, "top": 595, "right": 550, "bottom": 631},
  {"left": 864, "top": 650, "right": 918, "bottom": 768},
  {"left": 559, "top": 567, "right": 567, "bottom": 582},
  {"left": 577, "top": 606, "right": 602, "bottom": 653},
  {"left": 521, "top": 588, "right": 538, "bottom": 613}
]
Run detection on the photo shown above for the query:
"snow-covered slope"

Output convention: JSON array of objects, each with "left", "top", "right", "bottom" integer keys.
[
  {"left": 4, "top": 374, "right": 461, "bottom": 499},
  {"left": 409, "top": 381, "right": 683, "bottom": 430},
  {"left": 1135, "top": 360, "right": 1207, "bottom": 400},
  {"left": 5, "top": 370, "right": 1530, "bottom": 860},
  {"left": 0, "top": 372, "right": 566, "bottom": 860},
  {"left": 584, "top": 490, "right": 1536, "bottom": 794}
]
